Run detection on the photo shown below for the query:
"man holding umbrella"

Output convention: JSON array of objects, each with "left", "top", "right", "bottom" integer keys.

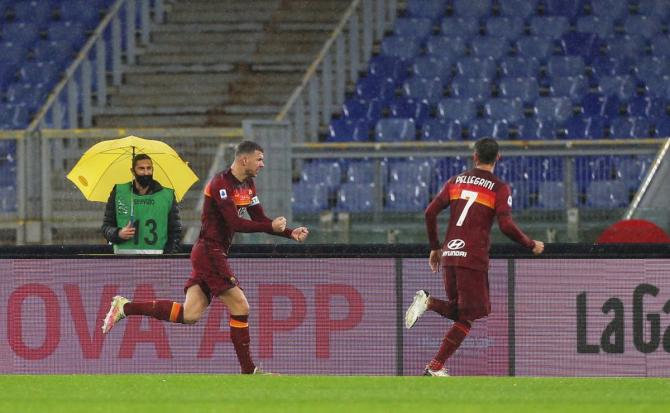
[{"left": 101, "top": 153, "right": 182, "bottom": 254}]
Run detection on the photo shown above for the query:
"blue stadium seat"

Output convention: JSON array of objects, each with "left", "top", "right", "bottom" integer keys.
[
  {"left": 499, "top": 57, "right": 540, "bottom": 78},
  {"left": 650, "top": 35, "right": 670, "bottom": 58},
  {"left": 560, "top": 32, "right": 601, "bottom": 60},
  {"left": 626, "top": 96, "right": 666, "bottom": 118},
  {"left": 590, "top": 0, "right": 629, "bottom": 20},
  {"left": 381, "top": 35, "right": 420, "bottom": 60},
  {"left": 534, "top": 97, "right": 573, "bottom": 123},
  {"left": 6, "top": 82, "right": 48, "bottom": 112},
  {"left": 385, "top": 182, "right": 430, "bottom": 212},
  {"left": 440, "top": 17, "right": 480, "bottom": 37},
  {"left": 292, "top": 182, "right": 329, "bottom": 213},
  {"left": 563, "top": 115, "right": 589, "bottom": 139},
  {"left": 368, "top": 55, "right": 407, "bottom": 81},
  {"left": 604, "top": 35, "right": 647, "bottom": 59},
  {"left": 485, "top": 17, "right": 524, "bottom": 41},
  {"left": 586, "top": 116, "right": 608, "bottom": 139},
  {"left": 635, "top": 56, "right": 670, "bottom": 84},
  {"left": 576, "top": 16, "right": 615, "bottom": 38},
  {"left": 470, "top": 36, "right": 510, "bottom": 59},
  {"left": 586, "top": 180, "right": 628, "bottom": 208},
  {"left": 499, "top": 77, "right": 540, "bottom": 102},
  {"left": 515, "top": 36, "right": 553, "bottom": 60},
  {"left": 580, "top": 93, "right": 606, "bottom": 117},
  {"left": 421, "top": 119, "right": 463, "bottom": 141},
  {"left": 450, "top": 76, "right": 491, "bottom": 100},
  {"left": 498, "top": 0, "right": 537, "bottom": 18},
  {"left": 468, "top": 119, "right": 510, "bottom": 139},
  {"left": 12, "top": 1, "right": 53, "bottom": 27},
  {"left": 426, "top": 36, "right": 467, "bottom": 60},
  {"left": 544, "top": 0, "right": 585, "bottom": 17},
  {"left": 336, "top": 182, "right": 375, "bottom": 213},
  {"left": 2, "top": 22, "right": 40, "bottom": 48},
  {"left": 47, "top": 21, "right": 87, "bottom": 48},
  {"left": 403, "top": 76, "right": 445, "bottom": 105},
  {"left": 0, "top": 185, "right": 17, "bottom": 212},
  {"left": 610, "top": 117, "right": 652, "bottom": 139},
  {"left": 547, "top": 56, "right": 586, "bottom": 77},
  {"left": 389, "top": 97, "right": 432, "bottom": 127},
  {"left": 655, "top": 117, "right": 670, "bottom": 137},
  {"left": 538, "top": 181, "right": 566, "bottom": 209},
  {"left": 328, "top": 118, "right": 370, "bottom": 142},
  {"left": 591, "top": 56, "right": 635, "bottom": 77},
  {"left": 638, "top": 0, "right": 670, "bottom": 19},
  {"left": 345, "top": 160, "right": 386, "bottom": 183},
  {"left": 516, "top": 119, "right": 542, "bottom": 140},
  {"left": 342, "top": 98, "right": 382, "bottom": 123},
  {"left": 18, "top": 61, "right": 61, "bottom": 89},
  {"left": 615, "top": 156, "right": 650, "bottom": 190},
  {"left": 550, "top": 76, "right": 588, "bottom": 100},
  {"left": 412, "top": 55, "right": 452, "bottom": 79},
  {"left": 300, "top": 160, "right": 342, "bottom": 191},
  {"left": 407, "top": 0, "right": 448, "bottom": 19},
  {"left": 355, "top": 75, "right": 396, "bottom": 102},
  {"left": 388, "top": 159, "right": 433, "bottom": 184},
  {"left": 529, "top": 16, "right": 570, "bottom": 38},
  {"left": 375, "top": 118, "right": 416, "bottom": 142},
  {"left": 484, "top": 98, "right": 523, "bottom": 122},
  {"left": 639, "top": 74, "right": 670, "bottom": 98},
  {"left": 33, "top": 40, "right": 75, "bottom": 66},
  {"left": 59, "top": 0, "right": 103, "bottom": 28},
  {"left": 394, "top": 17, "right": 434, "bottom": 40},
  {"left": 0, "top": 103, "right": 29, "bottom": 129},
  {"left": 0, "top": 63, "right": 18, "bottom": 90},
  {"left": 455, "top": 57, "right": 496, "bottom": 79},
  {"left": 437, "top": 98, "right": 477, "bottom": 122},
  {"left": 624, "top": 15, "right": 661, "bottom": 39},
  {"left": 453, "top": 0, "right": 491, "bottom": 17},
  {"left": 597, "top": 75, "right": 636, "bottom": 100}
]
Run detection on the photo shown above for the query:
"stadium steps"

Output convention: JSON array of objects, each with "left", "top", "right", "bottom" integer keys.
[{"left": 93, "top": 0, "right": 348, "bottom": 128}]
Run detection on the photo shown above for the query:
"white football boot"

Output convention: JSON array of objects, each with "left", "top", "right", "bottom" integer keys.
[
  {"left": 405, "top": 290, "right": 429, "bottom": 329},
  {"left": 101, "top": 295, "right": 129, "bottom": 334}
]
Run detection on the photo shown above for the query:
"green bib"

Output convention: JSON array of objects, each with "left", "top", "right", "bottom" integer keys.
[{"left": 114, "top": 182, "right": 174, "bottom": 254}]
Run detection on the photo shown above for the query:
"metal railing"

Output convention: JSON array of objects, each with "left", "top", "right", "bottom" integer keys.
[
  {"left": 26, "top": 0, "right": 165, "bottom": 132},
  {"left": 276, "top": 0, "right": 397, "bottom": 142}
]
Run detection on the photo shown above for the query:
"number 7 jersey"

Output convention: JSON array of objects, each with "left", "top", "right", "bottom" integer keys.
[{"left": 425, "top": 168, "right": 535, "bottom": 271}]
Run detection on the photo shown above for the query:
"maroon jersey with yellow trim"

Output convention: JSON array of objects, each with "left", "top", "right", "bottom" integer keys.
[
  {"left": 197, "top": 168, "right": 291, "bottom": 254},
  {"left": 426, "top": 168, "right": 534, "bottom": 271}
]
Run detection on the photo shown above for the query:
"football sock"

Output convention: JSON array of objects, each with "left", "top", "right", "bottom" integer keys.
[
  {"left": 429, "top": 321, "right": 472, "bottom": 370},
  {"left": 427, "top": 297, "right": 457, "bottom": 320},
  {"left": 124, "top": 300, "right": 184, "bottom": 323},
  {"left": 230, "top": 314, "right": 255, "bottom": 374}
]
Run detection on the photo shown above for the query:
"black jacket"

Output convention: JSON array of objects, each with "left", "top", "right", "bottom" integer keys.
[{"left": 101, "top": 180, "right": 182, "bottom": 253}]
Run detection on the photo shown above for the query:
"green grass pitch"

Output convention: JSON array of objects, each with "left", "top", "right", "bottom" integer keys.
[{"left": 1, "top": 375, "right": 669, "bottom": 413}]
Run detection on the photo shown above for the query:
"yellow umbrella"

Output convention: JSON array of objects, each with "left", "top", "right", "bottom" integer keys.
[{"left": 66, "top": 135, "right": 199, "bottom": 203}]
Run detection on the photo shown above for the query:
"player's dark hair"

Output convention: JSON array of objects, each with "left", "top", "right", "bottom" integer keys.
[
  {"left": 235, "top": 140, "right": 264, "bottom": 157},
  {"left": 475, "top": 138, "right": 499, "bottom": 164},
  {"left": 132, "top": 153, "right": 152, "bottom": 169}
]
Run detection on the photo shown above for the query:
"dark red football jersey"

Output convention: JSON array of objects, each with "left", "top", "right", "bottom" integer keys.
[
  {"left": 197, "top": 168, "right": 291, "bottom": 253},
  {"left": 426, "top": 168, "right": 534, "bottom": 271}
]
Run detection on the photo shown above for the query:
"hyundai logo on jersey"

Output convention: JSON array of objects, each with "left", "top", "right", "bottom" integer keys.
[{"left": 447, "top": 239, "right": 466, "bottom": 250}]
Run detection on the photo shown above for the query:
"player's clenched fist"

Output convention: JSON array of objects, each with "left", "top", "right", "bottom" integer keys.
[
  {"left": 272, "top": 216, "right": 287, "bottom": 232},
  {"left": 291, "top": 227, "right": 309, "bottom": 242}
]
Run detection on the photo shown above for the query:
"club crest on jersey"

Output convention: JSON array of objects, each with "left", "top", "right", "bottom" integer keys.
[
  {"left": 219, "top": 189, "right": 228, "bottom": 199},
  {"left": 250, "top": 196, "right": 259, "bottom": 206},
  {"left": 443, "top": 239, "right": 467, "bottom": 257}
]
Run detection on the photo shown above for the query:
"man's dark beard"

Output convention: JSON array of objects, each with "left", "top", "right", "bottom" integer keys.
[{"left": 135, "top": 175, "right": 153, "bottom": 187}]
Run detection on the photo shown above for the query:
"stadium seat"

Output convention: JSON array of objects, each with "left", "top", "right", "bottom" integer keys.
[
  {"left": 586, "top": 180, "right": 629, "bottom": 208},
  {"left": 2, "top": 22, "right": 40, "bottom": 48},
  {"left": 655, "top": 117, "right": 670, "bottom": 137},
  {"left": 468, "top": 119, "right": 510, "bottom": 140},
  {"left": 516, "top": 119, "right": 542, "bottom": 140},
  {"left": 576, "top": 16, "right": 615, "bottom": 39},
  {"left": 604, "top": 35, "right": 647, "bottom": 59},
  {"left": 547, "top": 56, "right": 586, "bottom": 77},
  {"left": 292, "top": 182, "right": 329, "bottom": 213},
  {"left": 538, "top": 181, "right": 566, "bottom": 209},
  {"left": 345, "top": 161, "right": 374, "bottom": 183},
  {"left": 485, "top": 17, "right": 524, "bottom": 41},
  {"left": 440, "top": 17, "right": 480, "bottom": 37},
  {"left": 336, "top": 182, "right": 375, "bottom": 213},
  {"left": 421, "top": 119, "right": 463, "bottom": 141},
  {"left": 450, "top": 76, "right": 492, "bottom": 100},
  {"left": 610, "top": 117, "right": 652, "bottom": 139},
  {"left": 626, "top": 96, "right": 666, "bottom": 118},
  {"left": 623, "top": 15, "right": 661, "bottom": 39},
  {"left": 515, "top": 36, "right": 553, "bottom": 60},
  {"left": 616, "top": 155, "right": 652, "bottom": 189},
  {"left": 18, "top": 61, "right": 61, "bottom": 89},
  {"left": 6, "top": 82, "right": 48, "bottom": 112},
  {"left": 470, "top": 36, "right": 510, "bottom": 60},
  {"left": 375, "top": 118, "right": 416, "bottom": 142},
  {"left": 639, "top": 74, "right": 670, "bottom": 98},
  {"left": 381, "top": 35, "right": 420, "bottom": 60},
  {"left": 388, "top": 97, "right": 432, "bottom": 127},
  {"left": 597, "top": 75, "right": 636, "bottom": 100},
  {"left": 355, "top": 75, "right": 396, "bottom": 102},
  {"left": 498, "top": 0, "right": 537, "bottom": 18},
  {"left": 437, "top": 98, "right": 477, "bottom": 122},
  {"left": 580, "top": 93, "right": 606, "bottom": 117},
  {"left": 638, "top": 0, "right": 670, "bottom": 19},
  {"left": 591, "top": 56, "right": 635, "bottom": 77},
  {"left": 385, "top": 182, "right": 430, "bottom": 212},
  {"left": 650, "top": 35, "right": 670, "bottom": 58},
  {"left": 590, "top": 0, "right": 629, "bottom": 20},
  {"left": 484, "top": 98, "right": 523, "bottom": 122},
  {"left": 560, "top": 32, "right": 601, "bottom": 60},
  {"left": 33, "top": 40, "right": 76, "bottom": 66},
  {"left": 328, "top": 118, "right": 370, "bottom": 142},
  {"left": 550, "top": 76, "right": 588, "bottom": 100},
  {"left": 534, "top": 97, "right": 573, "bottom": 123},
  {"left": 499, "top": 57, "right": 540, "bottom": 78},
  {"left": 499, "top": 77, "right": 540, "bottom": 103},
  {"left": 403, "top": 76, "right": 445, "bottom": 105},
  {"left": 0, "top": 185, "right": 17, "bottom": 212},
  {"left": 563, "top": 115, "right": 590, "bottom": 139},
  {"left": 586, "top": 116, "right": 608, "bottom": 139},
  {"left": 544, "top": 0, "right": 585, "bottom": 17},
  {"left": 0, "top": 104, "right": 29, "bottom": 129},
  {"left": 59, "top": 0, "right": 104, "bottom": 28},
  {"left": 426, "top": 36, "right": 467, "bottom": 60},
  {"left": 407, "top": 0, "right": 448, "bottom": 19},
  {"left": 453, "top": 0, "right": 491, "bottom": 18},
  {"left": 388, "top": 159, "right": 433, "bottom": 185},
  {"left": 455, "top": 57, "right": 497, "bottom": 79},
  {"left": 300, "top": 160, "right": 342, "bottom": 191},
  {"left": 12, "top": 1, "right": 53, "bottom": 27},
  {"left": 47, "top": 21, "right": 87, "bottom": 48},
  {"left": 634, "top": 56, "right": 670, "bottom": 84},
  {"left": 342, "top": 98, "right": 382, "bottom": 122},
  {"left": 394, "top": 17, "right": 434, "bottom": 41},
  {"left": 368, "top": 55, "right": 407, "bottom": 81},
  {"left": 412, "top": 55, "right": 452, "bottom": 79},
  {"left": 529, "top": 16, "right": 570, "bottom": 38}
]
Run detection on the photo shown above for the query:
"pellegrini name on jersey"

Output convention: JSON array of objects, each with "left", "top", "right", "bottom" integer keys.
[{"left": 454, "top": 175, "right": 495, "bottom": 191}]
